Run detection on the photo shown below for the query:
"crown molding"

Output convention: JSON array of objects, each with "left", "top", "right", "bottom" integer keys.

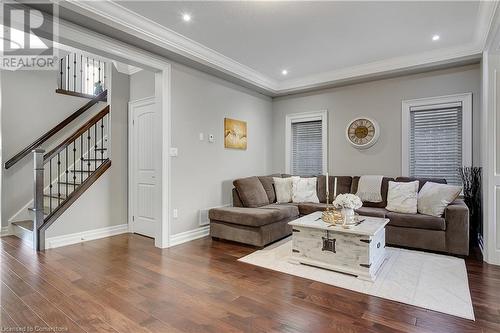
[{"left": 61, "top": 0, "right": 493, "bottom": 96}]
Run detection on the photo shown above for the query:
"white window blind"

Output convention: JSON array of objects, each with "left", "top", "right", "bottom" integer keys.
[
  {"left": 291, "top": 120, "right": 323, "bottom": 176},
  {"left": 409, "top": 103, "right": 463, "bottom": 186}
]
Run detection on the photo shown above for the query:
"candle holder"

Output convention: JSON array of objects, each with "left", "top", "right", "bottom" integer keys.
[{"left": 321, "top": 190, "right": 342, "bottom": 224}]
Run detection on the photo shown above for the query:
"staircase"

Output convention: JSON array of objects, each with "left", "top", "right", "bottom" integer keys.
[{"left": 6, "top": 53, "right": 111, "bottom": 251}]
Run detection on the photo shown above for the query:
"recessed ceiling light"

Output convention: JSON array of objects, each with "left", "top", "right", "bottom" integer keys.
[
  {"left": 432, "top": 34, "right": 440, "bottom": 41},
  {"left": 182, "top": 13, "right": 191, "bottom": 22},
  {"left": 281, "top": 69, "right": 288, "bottom": 76}
]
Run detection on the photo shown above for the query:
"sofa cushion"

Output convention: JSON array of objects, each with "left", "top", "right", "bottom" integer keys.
[
  {"left": 317, "top": 176, "right": 352, "bottom": 203},
  {"left": 351, "top": 177, "right": 394, "bottom": 208},
  {"left": 395, "top": 177, "right": 446, "bottom": 191},
  {"left": 386, "top": 212, "right": 445, "bottom": 231},
  {"left": 233, "top": 176, "right": 270, "bottom": 207},
  {"left": 258, "top": 174, "right": 281, "bottom": 204},
  {"left": 355, "top": 207, "right": 388, "bottom": 218},
  {"left": 209, "top": 204, "right": 299, "bottom": 227},
  {"left": 298, "top": 203, "right": 328, "bottom": 215}
]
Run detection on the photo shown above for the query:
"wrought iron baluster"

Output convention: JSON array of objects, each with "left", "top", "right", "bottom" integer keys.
[
  {"left": 66, "top": 55, "right": 70, "bottom": 91},
  {"left": 49, "top": 159, "right": 52, "bottom": 213},
  {"left": 87, "top": 129, "right": 91, "bottom": 172},
  {"left": 65, "top": 147, "right": 69, "bottom": 197},
  {"left": 57, "top": 153, "right": 61, "bottom": 205},
  {"left": 98, "top": 61, "right": 101, "bottom": 91},
  {"left": 101, "top": 117, "right": 104, "bottom": 161},
  {"left": 59, "top": 58, "right": 63, "bottom": 90},
  {"left": 103, "top": 62, "right": 106, "bottom": 89},
  {"left": 73, "top": 53, "right": 77, "bottom": 92},
  {"left": 73, "top": 141, "right": 76, "bottom": 187},
  {"left": 80, "top": 54, "right": 83, "bottom": 94},
  {"left": 94, "top": 122, "right": 98, "bottom": 170},
  {"left": 80, "top": 135, "right": 84, "bottom": 184},
  {"left": 86, "top": 57, "right": 89, "bottom": 95},
  {"left": 92, "top": 58, "right": 95, "bottom": 94}
]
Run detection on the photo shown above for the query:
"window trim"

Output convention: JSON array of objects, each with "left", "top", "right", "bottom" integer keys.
[
  {"left": 401, "top": 93, "right": 472, "bottom": 178},
  {"left": 285, "top": 110, "right": 328, "bottom": 175}
]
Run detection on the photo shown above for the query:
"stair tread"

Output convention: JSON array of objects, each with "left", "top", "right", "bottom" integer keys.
[
  {"left": 95, "top": 148, "right": 107, "bottom": 151},
  {"left": 58, "top": 181, "right": 82, "bottom": 185},
  {"left": 28, "top": 206, "right": 51, "bottom": 214},
  {"left": 12, "top": 220, "right": 34, "bottom": 231},
  {"left": 70, "top": 170, "right": 93, "bottom": 173},
  {"left": 44, "top": 194, "right": 67, "bottom": 200}
]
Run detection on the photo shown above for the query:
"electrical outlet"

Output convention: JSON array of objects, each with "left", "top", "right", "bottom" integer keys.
[
  {"left": 173, "top": 209, "right": 178, "bottom": 218},
  {"left": 208, "top": 134, "right": 215, "bottom": 143},
  {"left": 169, "top": 147, "right": 178, "bottom": 157}
]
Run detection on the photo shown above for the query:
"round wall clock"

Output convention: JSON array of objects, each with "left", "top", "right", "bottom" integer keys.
[{"left": 346, "top": 117, "right": 380, "bottom": 149}]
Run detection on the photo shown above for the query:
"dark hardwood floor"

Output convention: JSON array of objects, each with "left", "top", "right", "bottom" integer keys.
[{"left": 1, "top": 234, "right": 500, "bottom": 333}]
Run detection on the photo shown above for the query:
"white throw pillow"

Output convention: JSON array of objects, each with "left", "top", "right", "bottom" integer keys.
[
  {"left": 273, "top": 177, "right": 298, "bottom": 203},
  {"left": 292, "top": 177, "right": 319, "bottom": 203},
  {"left": 385, "top": 181, "right": 419, "bottom": 214},
  {"left": 417, "top": 182, "right": 462, "bottom": 217}
]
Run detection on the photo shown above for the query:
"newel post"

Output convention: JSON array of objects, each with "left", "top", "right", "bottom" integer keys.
[{"left": 32, "top": 149, "right": 45, "bottom": 251}]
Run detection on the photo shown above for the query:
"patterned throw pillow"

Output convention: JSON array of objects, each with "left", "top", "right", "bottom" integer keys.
[
  {"left": 273, "top": 177, "right": 298, "bottom": 203},
  {"left": 292, "top": 177, "right": 319, "bottom": 203},
  {"left": 386, "top": 181, "right": 419, "bottom": 214},
  {"left": 417, "top": 182, "right": 462, "bottom": 217}
]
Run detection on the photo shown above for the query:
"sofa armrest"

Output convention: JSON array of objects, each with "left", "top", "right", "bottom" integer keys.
[{"left": 444, "top": 199, "right": 469, "bottom": 255}]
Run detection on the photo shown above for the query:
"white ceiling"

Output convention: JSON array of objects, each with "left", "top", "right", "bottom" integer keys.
[
  {"left": 62, "top": 1, "right": 497, "bottom": 95},
  {"left": 120, "top": 1, "right": 479, "bottom": 80}
]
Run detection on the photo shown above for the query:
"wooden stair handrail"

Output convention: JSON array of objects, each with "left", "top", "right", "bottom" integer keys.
[
  {"left": 44, "top": 105, "right": 110, "bottom": 163},
  {"left": 4, "top": 90, "right": 108, "bottom": 170}
]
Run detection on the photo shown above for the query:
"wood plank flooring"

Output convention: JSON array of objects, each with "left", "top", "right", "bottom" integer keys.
[{"left": 1, "top": 234, "right": 500, "bottom": 333}]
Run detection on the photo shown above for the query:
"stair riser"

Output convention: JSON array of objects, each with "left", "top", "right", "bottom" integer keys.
[{"left": 11, "top": 223, "right": 34, "bottom": 248}]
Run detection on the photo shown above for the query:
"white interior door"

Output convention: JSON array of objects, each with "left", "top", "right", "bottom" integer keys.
[{"left": 129, "top": 97, "right": 159, "bottom": 238}]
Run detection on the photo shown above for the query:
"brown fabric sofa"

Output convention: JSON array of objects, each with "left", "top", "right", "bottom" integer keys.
[{"left": 209, "top": 174, "right": 469, "bottom": 255}]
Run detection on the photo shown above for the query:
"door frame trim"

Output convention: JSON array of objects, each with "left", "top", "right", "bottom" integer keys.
[
  {"left": 50, "top": 15, "right": 172, "bottom": 248},
  {"left": 128, "top": 96, "right": 158, "bottom": 237}
]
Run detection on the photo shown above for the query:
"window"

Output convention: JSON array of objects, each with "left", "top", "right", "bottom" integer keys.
[
  {"left": 402, "top": 94, "right": 472, "bottom": 186},
  {"left": 286, "top": 111, "right": 327, "bottom": 176}
]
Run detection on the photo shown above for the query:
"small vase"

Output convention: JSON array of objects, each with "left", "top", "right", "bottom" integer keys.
[{"left": 341, "top": 208, "right": 355, "bottom": 225}]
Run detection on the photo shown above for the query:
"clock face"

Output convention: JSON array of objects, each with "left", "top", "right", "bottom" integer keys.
[{"left": 346, "top": 118, "right": 380, "bottom": 149}]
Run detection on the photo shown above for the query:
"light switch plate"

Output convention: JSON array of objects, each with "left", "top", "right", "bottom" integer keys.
[
  {"left": 199, "top": 133, "right": 204, "bottom": 141},
  {"left": 173, "top": 209, "right": 178, "bottom": 218},
  {"left": 169, "top": 147, "right": 178, "bottom": 157}
]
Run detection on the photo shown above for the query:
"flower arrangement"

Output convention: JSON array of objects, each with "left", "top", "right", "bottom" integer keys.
[{"left": 333, "top": 193, "right": 362, "bottom": 210}]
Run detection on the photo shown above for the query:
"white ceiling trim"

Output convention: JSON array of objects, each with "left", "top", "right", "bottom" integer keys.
[
  {"left": 278, "top": 42, "right": 482, "bottom": 94},
  {"left": 62, "top": 0, "right": 496, "bottom": 96}
]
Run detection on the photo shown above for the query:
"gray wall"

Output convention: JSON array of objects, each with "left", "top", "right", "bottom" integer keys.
[
  {"left": 130, "top": 69, "right": 155, "bottom": 101},
  {"left": 170, "top": 63, "right": 273, "bottom": 234},
  {"left": 129, "top": 65, "right": 274, "bottom": 235},
  {"left": 272, "top": 64, "right": 481, "bottom": 177}
]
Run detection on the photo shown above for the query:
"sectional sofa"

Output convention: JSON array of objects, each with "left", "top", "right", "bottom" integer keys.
[{"left": 209, "top": 174, "right": 470, "bottom": 255}]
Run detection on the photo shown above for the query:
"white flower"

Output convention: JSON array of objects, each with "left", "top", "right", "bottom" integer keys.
[{"left": 333, "top": 193, "right": 362, "bottom": 209}]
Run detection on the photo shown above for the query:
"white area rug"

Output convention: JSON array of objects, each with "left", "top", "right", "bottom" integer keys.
[{"left": 239, "top": 238, "right": 474, "bottom": 320}]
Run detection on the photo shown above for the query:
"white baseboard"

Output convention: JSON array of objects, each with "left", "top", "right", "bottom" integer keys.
[
  {"left": 46, "top": 224, "right": 128, "bottom": 249},
  {"left": 169, "top": 225, "right": 210, "bottom": 247},
  {"left": 1, "top": 226, "right": 11, "bottom": 237}
]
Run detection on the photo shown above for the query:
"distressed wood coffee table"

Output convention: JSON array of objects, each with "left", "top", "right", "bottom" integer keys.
[{"left": 289, "top": 211, "right": 389, "bottom": 281}]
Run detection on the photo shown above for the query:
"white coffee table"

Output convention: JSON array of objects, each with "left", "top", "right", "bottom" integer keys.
[{"left": 288, "top": 211, "right": 389, "bottom": 281}]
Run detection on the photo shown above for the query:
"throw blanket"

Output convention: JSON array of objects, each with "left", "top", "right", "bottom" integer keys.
[{"left": 356, "top": 175, "right": 383, "bottom": 202}]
